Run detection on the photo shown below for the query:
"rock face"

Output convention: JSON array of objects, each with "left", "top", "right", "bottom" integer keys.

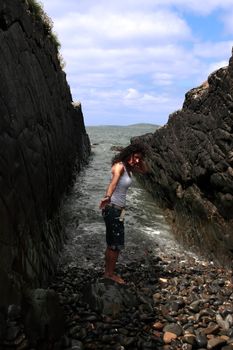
[
  {"left": 0, "top": 0, "right": 90, "bottom": 308},
  {"left": 136, "top": 50, "right": 233, "bottom": 265}
]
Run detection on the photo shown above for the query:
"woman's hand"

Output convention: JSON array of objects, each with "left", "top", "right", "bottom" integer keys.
[{"left": 99, "top": 196, "right": 111, "bottom": 209}]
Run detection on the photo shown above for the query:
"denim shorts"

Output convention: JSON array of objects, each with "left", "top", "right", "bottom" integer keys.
[{"left": 102, "top": 205, "right": 125, "bottom": 251}]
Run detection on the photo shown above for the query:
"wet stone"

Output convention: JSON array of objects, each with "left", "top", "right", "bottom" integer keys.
[
  {"left": 163, "top": 332, "right": 177, "bottom": 344},
  {"left": 183, "top": 324, "right": 195, "bottom": 331},
  {"left": 216, "top": 314, "right": 230, "bottom": 331},
  {"left": 163, "top": 323, "right": 183, "bottom": 336},
  {"left": 222, "top": 308, "right": 233, "bottom": 318},
  {"left": 181, "top": 344, "right": 192, "bottom": 350},
  {"left": 182, "top": 333, "right": 196, "bottom": 345},
  {"left": 227, "top": 328, "right": 233, "bottom": 338},
  {"left": 203, "top": 324, "right": 220, "bottom": 335},
  {"left": 207, "top": 336, "right": 227, "bottom": 349},
  {"left": 168, "top": 301, "right": 181, "bottom": 312},
  {"left": 71, "top": 340, "right": 84, "bottom": 350},
  {"left": 189, "top": 300, "right": 201, "bottom": 313},
  {"left": 226, "top": 315, "right": 233, "bottom": 326},
  {"left": 222, "top": 345, "right": 233, "bottom": 350},
  {"left": 152, "top": 321, "right": 164, "bottom": 330},
  {"left": 82, "top": 281, "right": 138, "bottom": 317},
  {"left": 195, "top": 332, "right": 208, "bottom": 347}
]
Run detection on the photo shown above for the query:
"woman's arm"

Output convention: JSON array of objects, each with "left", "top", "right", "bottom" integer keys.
[{"left": 99, "top": 162, "right": 124, "bottom": 209}]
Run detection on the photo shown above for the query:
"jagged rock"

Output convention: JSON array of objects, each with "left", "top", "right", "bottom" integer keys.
[{"left": 134, "top": 49, "right": 233, "bottom": 265}]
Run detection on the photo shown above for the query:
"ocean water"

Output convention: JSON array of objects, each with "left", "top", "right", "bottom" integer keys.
[{"left": 60, "top": 125, "right": 184, "bottom": 269}]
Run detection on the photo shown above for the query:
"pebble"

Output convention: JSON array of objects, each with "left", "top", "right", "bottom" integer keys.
[
  {"left": 207, "top": 336, "right": 227, "bottom": 349},
  {"left": 71, "top": 345, "right": 83, "bottom": 350},
  {"left": 163, "top": 323, "right": 183, "bottom": 336},
  {"left": 203, "top": 323, "right": 220, "bottom": 335},
  {"left": 152, "top": 321, "right": 164, "bottom": 330},
  {"left": 163, "top": 331, "right": 177, "bottom": 344},
  {"left": 3, "top": 235, "right": 233, "bottom": 349},
  {"left": 196, "top": 332, "right": 208, "bottom": 347},
  {"left": 222, "top": 345, "right": 233, "bottom": 350},
  {"left": 183, "top": 333, "right": 196, "bottom": 345},
  {"left": 216, "top": 313, "right": 230, "bottom": 331}
]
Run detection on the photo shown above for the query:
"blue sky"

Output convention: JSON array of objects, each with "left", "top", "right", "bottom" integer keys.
[{"left": 41, "top": 0, "right": 233, "bottom": 126}]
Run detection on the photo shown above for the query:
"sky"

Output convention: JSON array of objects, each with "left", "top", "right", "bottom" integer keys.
[{"left": 41, "top": 0, "right": 233, "bottom": 126}]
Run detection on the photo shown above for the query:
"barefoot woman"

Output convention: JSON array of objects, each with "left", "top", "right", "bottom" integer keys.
[{"left": 99, "top": 143, "right": 149, "bottom": 284}]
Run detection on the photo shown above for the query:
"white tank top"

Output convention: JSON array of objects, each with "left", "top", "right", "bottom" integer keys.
[{"left": 110, "top": 164, "right": 132, "bottom": 207}]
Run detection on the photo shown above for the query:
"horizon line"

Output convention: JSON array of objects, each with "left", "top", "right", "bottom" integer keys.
[{"left": 85, "top": 122, "right": 161, "bottom": 127}]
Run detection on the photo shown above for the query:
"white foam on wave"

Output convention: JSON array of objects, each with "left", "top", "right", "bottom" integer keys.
[{"left": 143, "top": 226, "right": 161, "bottom": 236}]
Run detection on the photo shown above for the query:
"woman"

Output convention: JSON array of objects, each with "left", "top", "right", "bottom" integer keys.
[{"left": 99, "top": 143, "right": 149, "bottom": 284}]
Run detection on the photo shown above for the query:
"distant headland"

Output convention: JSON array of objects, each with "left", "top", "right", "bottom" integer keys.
[{"left": 86, "top": 123, "right": 160, "bottom": 128}]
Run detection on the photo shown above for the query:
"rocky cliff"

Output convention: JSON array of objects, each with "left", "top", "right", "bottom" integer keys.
[
  {"left": 0, "top": 0, "right": 90, "bottom": 309},
  {"left": 136, "top": 50, "right": 233, "bottom": 265}
]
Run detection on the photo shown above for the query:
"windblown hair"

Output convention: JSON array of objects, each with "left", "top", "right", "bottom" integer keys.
[{"left": 111, "top": 142, "right": 147, "bottom": 165}]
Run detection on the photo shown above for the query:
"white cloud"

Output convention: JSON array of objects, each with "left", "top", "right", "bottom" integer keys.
[
  {"left": 42, "top": 0, "right": 233, "bottom": 17},
  {"left": 124, "top": 88, "right": 172, "bottom": 107},
  {"left": 63, "top": 45, "right": 196, "bottom": 74},
  {"left": 53, "top": 10, "right": 191, "bottom": 49},
  {"left": 40, "top": 0, "right": 233, "bottom": 125}
]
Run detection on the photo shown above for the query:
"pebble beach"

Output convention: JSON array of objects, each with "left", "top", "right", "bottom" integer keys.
[{"left": 51, "top": 240, "right": 233, "bottom": 350}]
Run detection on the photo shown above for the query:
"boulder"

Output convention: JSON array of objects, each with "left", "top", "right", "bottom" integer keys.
[
  {"left": 82, "top": 279, "right": 138, "bottom": 318},
  {"left": 23, "top": 288, "right": 64, "bottom": 346}
]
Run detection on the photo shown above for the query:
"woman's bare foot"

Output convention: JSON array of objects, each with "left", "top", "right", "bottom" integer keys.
[{"left": 104, "top": 273, "right": 125, "bottom": 284}]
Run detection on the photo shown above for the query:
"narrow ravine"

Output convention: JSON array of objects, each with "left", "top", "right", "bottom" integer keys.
[{"left": 50, "top": 126, "right": 233, "bottom": 350}]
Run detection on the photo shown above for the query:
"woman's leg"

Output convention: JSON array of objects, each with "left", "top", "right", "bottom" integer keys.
[
  {"left": 104, "top": 247, "right": 125, "bottom": 284},
  {"left": 103, "top": 207, "right": 125, "bottom": 284},
  {"left": 104, "top": 247, "right": 119, "bottom": 275}
]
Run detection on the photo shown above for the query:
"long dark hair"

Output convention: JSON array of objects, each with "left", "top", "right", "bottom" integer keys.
[{"left": 111, "top": 142, "right": 147, "bottom": 165}]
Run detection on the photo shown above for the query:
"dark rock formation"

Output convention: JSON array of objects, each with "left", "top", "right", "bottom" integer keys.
[
  {"left": 135, "top": 50, "right": 233, "bottom": 265},
  {"left": 23, "top": 289, "right": 64, "bottom": 347},
  {"left": 0, "top": 0, "right": 90, "bottom": 313}
]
